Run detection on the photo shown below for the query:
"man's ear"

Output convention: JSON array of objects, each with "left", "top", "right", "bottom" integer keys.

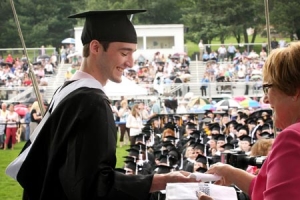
[{"left": 89, "top": 40, "right": 102, "bottom": 55}]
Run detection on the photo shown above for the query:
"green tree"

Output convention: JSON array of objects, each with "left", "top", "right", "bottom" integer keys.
[
  {"left": 270, "top": 0, "right": 300, "bottom": 40},
  {"left": 0, "top": 0, "right": 22, "bottom": 48},
  {"left": 181, "top": 0, "right": 265, "bottom": 45},
  {"left": 137, "top": 0, "right": 183, "bottom": 24},
  {"left": 1, "top": 0, "right": 81, "bottom": 50}
]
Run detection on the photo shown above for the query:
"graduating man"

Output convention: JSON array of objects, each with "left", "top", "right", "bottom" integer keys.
[{"left": 11, "top": 10, "right": 197, "bottom": 200}]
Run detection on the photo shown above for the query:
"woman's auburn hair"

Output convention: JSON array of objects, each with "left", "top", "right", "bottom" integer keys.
[{"left": 263, "top": 42, "right": 300, "bottom": 96}]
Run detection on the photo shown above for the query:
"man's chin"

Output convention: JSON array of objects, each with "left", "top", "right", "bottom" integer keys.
[{"left": 110, "top": 77, "right": 122, "bottom": 83}]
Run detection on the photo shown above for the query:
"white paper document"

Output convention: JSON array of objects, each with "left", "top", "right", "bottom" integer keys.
[
  {"left": 188, "top": 172, "right": 221, "bottom": 182},
  {"left": 166, "top": 182, "right": 238, "bottom": 200}
]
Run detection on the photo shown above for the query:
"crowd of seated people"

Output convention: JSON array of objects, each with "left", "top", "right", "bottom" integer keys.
[
  {"left": 123, "top": 52, "right": 192, "bottom": 95},
  {"left": 201, "top": 46, "right": 267, "bottom": 85},
  {"left": 0, "top": 53, "right": 57, "bottom": 88}
]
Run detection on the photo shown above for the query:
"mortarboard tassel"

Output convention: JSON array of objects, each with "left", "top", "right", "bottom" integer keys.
[
  {"left": 167, "top": 155, "right": 170, "bottom": 166},
  {"left": 145, "top": 144, "right": 149, "bottom": 162},
  {"left": 139, "top": 145, "right": 143, "bottom": 161},
  {"left": 135, "top": 162, "right": 138, "bottom": 175},
  {"left": 179, "top": 153, "right": 183, "bottom": 170},
  {"left": 150, "top": 132, "right": 154, "bottom": 146}
]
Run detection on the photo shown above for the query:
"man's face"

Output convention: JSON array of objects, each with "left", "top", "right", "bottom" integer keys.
[
  {"left": 98, "top": 42, "right": 136, "bottom": 84},
  {"left": 1, "top": 104, "right": 7, "bottom": 111},
  {"left": 217, "top": 140, "right": 225, "bottom": 148},
  {"left": 138, "top": 103, "right": 144, "bottom": 110}
]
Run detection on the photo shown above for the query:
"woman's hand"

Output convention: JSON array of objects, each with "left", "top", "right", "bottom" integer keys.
[
  {"left": 206, "top": 162, "right": 234, "bottom": 186},
  {"left": 196, "top": 191, "right": 214, "bottom": 200}
]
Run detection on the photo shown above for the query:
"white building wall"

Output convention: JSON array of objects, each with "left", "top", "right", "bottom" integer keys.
[{"left": 74, "top": 24, "right": 185, "bottom": 60}]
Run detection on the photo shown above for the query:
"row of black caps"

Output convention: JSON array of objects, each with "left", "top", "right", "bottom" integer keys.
[{"left": 118, "top": 108, "right": 274, "bottom": 174}]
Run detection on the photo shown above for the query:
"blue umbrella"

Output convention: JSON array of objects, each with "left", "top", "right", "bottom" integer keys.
[
  {"left": 240, "top": 99, "right": 261, "bottom": 108},
  {"left": 200, "top": 104, "right": 215, "bottom": 110},
  {"left": 62, "top": 38, "right": 76, "bottom": 44}
]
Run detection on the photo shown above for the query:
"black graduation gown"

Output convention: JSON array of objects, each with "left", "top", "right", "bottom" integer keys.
[{"left": 17, "top": 87, "right": 153, "bottom": 200}]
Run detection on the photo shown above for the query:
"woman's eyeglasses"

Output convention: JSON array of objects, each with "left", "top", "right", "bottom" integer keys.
[{"left": 262, "top": 84, "right": 273, "bottom": 95}]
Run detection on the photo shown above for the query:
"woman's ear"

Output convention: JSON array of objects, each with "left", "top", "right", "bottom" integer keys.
[{"left": 292, "top": 87, "right": 300, "bottom": 101}]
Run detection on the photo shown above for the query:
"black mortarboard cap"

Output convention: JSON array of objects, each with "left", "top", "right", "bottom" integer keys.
[
  {"left": 155, "top": 165, "right": 173, "bottom": 174},
  {"left": 221, "top": 111, "right": 230, "bottom": 117},
  {"left": 126, "top": 148, "right": 139, "bottom": 158},
  {"left": 186, "top": 122, "right": 197, "bottom": 130},
  {"left": 162, "top": 141, "right": 175, "bottom": 151},
  {"left": 240, "top": 113, "right": 249, "bottom": 120},
  {"left": 154, "top": 149, "right": 168, "bottom": 159},
  {"left": 142, "top": 125, "right": 152, "bottom": 132},
  {"left": 245, "top": 117, "right": 257, "bottom": 125},
  {"left": 164, "top": 135, "right": 178, "bottom": 142},
  {"left": 217, "top": 134, "right": 225, "bottom": 141},
  {"left": 158, "top": 154, "right": 169, "bottom": 164},
  {"left": 168, "top": 148, "right": 181, "bottom": 164},
  {"left": 147, "top": 115, "right": 160, "bottom": 124},
  {"left": 208, "top": 123, "right": 220, "bottom": 131},
  {"left": 235, "top": 124, "right": 249, "bottom": 134},
  {"left": 202, "top": 117, "right": 212, "bottom": 124},
  {"left": 68, "top": 10, "right": 146, "bottom": 45},
  {"left": 187, "top": 114, "right": 198, "bottom": 121},
  {"left": 190, "top": 130, "right": 201, "bottom": 139},
  {"left": 259, "top": 132, "right": 274, "bottom": 139},
  {"left": 196, "top": 167, "right": 207, "bottom": 173},
  {"left": 135, "top": 133, "right": 149, "bottom": 143},
  {"left": 237, "top": 110, "right": 244, "bottom": 114},
  {"left": 211, "top": 133, "right": 220, "bottom": 140},
  {"left": 123, "top": 156, "right": 136, "bottom": 163},
  {"left": 173, "top": 115, "right": 181, "bottom": 120},
  {"left": 124, "top": 161, "right": 137, "bottom": 172},
  {"left": 189, "top": 141, "right": 205, "bottom": 153},
  {"left": 220, "top": 143, "right": 234, "bottom": 151},
  {"left": 261, "top": 123, "right": 271, "bottom": 132},
  {"left": 239, "top": 135, "right": 252, "bottom": 144},
  {"left": 130, "top": 143, "right": 146, "bottom": 152},
  {"left": 195, "top": 154, "right": 207, "bottom": 164},
  {"left": 163, "top": 122, "right": 177, "bottom": 131},
  {"left": 187, "top": 136, "right": 197, "bottom": 144},
  {"left": 115, "top": 168, "right": 126, "bottom": 174}
]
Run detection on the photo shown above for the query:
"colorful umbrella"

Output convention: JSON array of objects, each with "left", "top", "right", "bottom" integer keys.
[
  {"left": 14, "top": 104, "right": 28, "bottom": 117},
  {"left": 200, "top": 104, "right": 215, "bottom": 111},
  {"left": 188, "top": 96, "right": 208, "bottom": 108},
  {"left": 62, "top": 37, "right": 75, "bottom": 44},
  {"left": 240, "top": 99, "right": 261, "bottom": 108},
  {"left": 214, "top": 99, "right": 242, "bottom": 109},
  {"left": 249, "top": 108, "right": 273, "bottom": 119},
  {"left": 233, "top": 96, "right": 250, "bottom": 103}
]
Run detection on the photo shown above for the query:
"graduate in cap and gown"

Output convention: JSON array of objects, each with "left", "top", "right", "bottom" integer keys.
[
  {"left": 11, "top": 9, "right": 197, "bottom": 200},
  {"left": 150, "top": 154, "right": 174, "bottom": 200}
]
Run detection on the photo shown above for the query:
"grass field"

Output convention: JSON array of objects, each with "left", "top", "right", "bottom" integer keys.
[{"left": 0, "top": 137, "right": 129, "bottom": 200}]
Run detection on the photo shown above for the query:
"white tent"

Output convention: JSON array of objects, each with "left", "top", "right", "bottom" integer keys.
[{"left": 104, "top": 76, "right": 148, "bottom": 97}]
